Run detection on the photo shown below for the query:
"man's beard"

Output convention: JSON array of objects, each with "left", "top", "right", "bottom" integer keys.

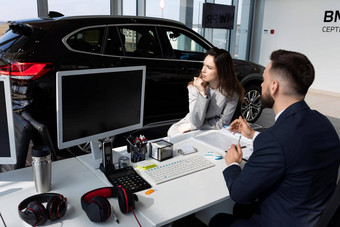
[{"left": 261, "top": 90, "right": 275, "bottom": 108}]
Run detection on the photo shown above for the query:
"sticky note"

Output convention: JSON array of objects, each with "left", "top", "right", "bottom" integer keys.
[{"left": 137, "top": 160, "right": 157, "bottom": 170}]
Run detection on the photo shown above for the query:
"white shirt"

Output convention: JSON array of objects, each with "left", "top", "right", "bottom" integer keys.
[{"left": 209, "top": 88, "right": 216, "bottom": 97}]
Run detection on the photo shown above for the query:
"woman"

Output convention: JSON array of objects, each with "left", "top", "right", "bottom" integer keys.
[{"left": 167, "top": 47, "right": 244, "bottom": 137}]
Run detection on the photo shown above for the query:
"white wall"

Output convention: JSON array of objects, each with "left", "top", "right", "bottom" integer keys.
[{"left": 257, "top": 0, "right": 340, "bottom": 94}]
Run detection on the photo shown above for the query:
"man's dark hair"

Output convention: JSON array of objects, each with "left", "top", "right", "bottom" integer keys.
[{"left": 270, "top": 49, "right": 315, "bottom": 96}]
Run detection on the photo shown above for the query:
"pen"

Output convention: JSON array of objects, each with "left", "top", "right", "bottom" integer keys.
[
  {"left": 0, "top": 212, "right": 6, "bottom": 227},
  {"left": 238, "top": 135, "right": 242, "bottom": 144},
  {"left": 237, "top": 136, "right": 247, "bottom": 148},
  {"left": 224, "top": 150, "right": 248, "bottom": 162}
]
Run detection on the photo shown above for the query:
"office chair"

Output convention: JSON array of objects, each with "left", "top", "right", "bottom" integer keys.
[
  {"left": 314, "top": 181, "right": 340, "bottom": 227},
  {"left": 0, "top": 112, "right": 32, "bottom": 172},
  {"left": 21, "top": 111, "right": 57, "bottom": 161}
]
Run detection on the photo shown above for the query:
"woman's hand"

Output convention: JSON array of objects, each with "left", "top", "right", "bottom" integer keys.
[
  {"left": 193, "top": 76, "right": 207, "bottom": 96},
  {"left": 178, "top": 123, "right": 191, "bottom": 134}
]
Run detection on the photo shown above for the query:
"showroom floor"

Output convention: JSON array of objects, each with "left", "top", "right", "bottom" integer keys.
[{"left": 172, "top": 90, "right": 340, "bottom": 227}]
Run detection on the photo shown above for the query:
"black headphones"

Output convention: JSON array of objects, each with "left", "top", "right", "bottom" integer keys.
[
  {"left": 18, "top": 193, "right": 67, "bottom": 226},
  {"left": 81, "top": 186, "right": 138, "bottom": 222}
]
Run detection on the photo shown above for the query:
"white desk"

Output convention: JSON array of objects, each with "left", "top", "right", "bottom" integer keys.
[
  {"left": 77, "top": 128, "right": 253, "bottom": 226},
  {"left": 0, "top": 157, "right": 152, "bottom": 226}
]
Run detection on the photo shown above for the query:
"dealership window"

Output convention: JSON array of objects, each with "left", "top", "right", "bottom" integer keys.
[
  {"left": 192, "top": 0, "right": 232, "bottom": 52},
  {"left": 145, "top": 0, "right": 180, "bottom": 21},
  {"left": 191, "top": 0, "right": 254, "bottom": 60},
  {"left": 122, "top": 0, "right": 136, "bottom": 15},
  {"left": 1, "top": 0, "right": 37, "bottom": 21},
  {"left": 43, "top": 0, "right": 254, "bottom": 60},
  {"left": 48, "top": 0, "right": 110, "bottom": 16},
  {"left": 233, "top": 0, "right": 253, "bottom": 60}
]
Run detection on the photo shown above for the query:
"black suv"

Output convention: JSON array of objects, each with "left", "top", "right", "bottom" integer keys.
[{"left": 0, "top": 12, "right": 264, "bottom": 152}]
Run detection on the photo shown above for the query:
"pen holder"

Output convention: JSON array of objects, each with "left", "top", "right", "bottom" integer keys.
[{"left": 126, "top": 135, "right": 148, "bottom": 163}]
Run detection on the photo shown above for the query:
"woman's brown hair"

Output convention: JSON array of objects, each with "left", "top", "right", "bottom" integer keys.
[{"left": 189, "top": 47, "right": 244, "bottom": 101}]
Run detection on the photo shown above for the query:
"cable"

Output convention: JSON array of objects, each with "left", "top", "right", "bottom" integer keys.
[{"left": 130, "top": 207, "right": 141, "bottom": 227}]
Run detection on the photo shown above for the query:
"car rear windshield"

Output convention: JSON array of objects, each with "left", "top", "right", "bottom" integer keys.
[
  {"left": 0, "top": 26, "right": 43, "bottom": 54},
  {"left": 0, "top": 31, "right": 22, "bottom": 53}
]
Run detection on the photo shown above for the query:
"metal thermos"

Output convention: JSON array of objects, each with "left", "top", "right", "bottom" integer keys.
[{"left": 32, "top": 145, "right": 52, "bottom": 193}]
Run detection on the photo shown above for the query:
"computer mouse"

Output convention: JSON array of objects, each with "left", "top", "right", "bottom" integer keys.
[{"left": 204, "top": 152, "right": 223, "bottom": 160}]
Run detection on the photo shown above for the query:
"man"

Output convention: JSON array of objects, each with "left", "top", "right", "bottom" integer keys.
[{"left": 210, "top": 50, "right": 340, "bottom": 226}]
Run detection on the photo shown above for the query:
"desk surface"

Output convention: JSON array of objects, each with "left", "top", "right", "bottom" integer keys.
[
  {"left": 0, "top": 129, "right": 253, "bottom": 227},
  {"left": 77, "top": 128, "right": 253, "bottom": 227},
  {"left": 0, "top": 157, "right": 152, "bottom": 227}
]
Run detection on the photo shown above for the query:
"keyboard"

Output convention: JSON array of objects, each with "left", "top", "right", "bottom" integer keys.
[{"left": 142, "top": 155, "right": 215, "bottom": 185}]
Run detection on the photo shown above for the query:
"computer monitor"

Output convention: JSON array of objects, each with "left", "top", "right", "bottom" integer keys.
[
  {"left": 0, "top": 76, "right": 17, "bottom": 164},
  {"left": 56, "top": 66, "right": 146, "bottom": 160}
]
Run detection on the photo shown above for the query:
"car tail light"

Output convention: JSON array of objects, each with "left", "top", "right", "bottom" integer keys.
[{"left": 0, "top": 62, "right": 52, "bottom": 80}]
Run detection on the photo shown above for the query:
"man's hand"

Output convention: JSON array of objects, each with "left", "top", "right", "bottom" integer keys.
[
  {"left": 225, "top": 143, "right": 243, "bottom": 165},
  {"left": 229, "top": 116, "right": 255, "bottom": 139}
]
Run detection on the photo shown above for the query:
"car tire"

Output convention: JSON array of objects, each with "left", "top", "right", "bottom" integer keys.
[{"left": 240, "top": 84, "right": 263, "bottom": 123}]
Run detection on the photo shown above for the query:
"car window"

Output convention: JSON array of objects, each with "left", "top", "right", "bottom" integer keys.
[
  {"left": 104, "top": 26, "right": 124, "bottom": 56},
  {"left": 162, "top": 28, "right": 207, "bottom": 61},
  {"left": 119, "top": 26, "right": 161, "bottom": 58},
  {"left": 67, "top": 27, "right": 105, "bottom": 54}
]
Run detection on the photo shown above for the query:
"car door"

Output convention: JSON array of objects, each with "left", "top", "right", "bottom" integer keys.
[
  {"left": 156, "top": 26, "right": 213, "bottom": 118},
  {"left": 102, "top": 24, "right": 213, "bottom": 125},
  {"left": 110, "top": 25, "right": 181, "bottom": 124}
]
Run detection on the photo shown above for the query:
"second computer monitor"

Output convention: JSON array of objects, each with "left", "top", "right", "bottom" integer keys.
[{"left": 56, "top": 66, "right": 146, "bottom": 159}]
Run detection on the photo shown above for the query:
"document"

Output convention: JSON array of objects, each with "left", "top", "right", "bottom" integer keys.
[{"left": 194, "top": 130, "right": 253, "bottom": 160}]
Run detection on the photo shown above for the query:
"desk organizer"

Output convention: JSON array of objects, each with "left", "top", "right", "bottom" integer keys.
[
  {"left": 126, "top": 135, "right": 148, "bottom": 163},
  {"left": 149, "top": 139, "right": 173, "bottom": 161}
]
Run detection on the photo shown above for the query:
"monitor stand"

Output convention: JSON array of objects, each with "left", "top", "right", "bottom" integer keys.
[{"left": 90, "top": 140, "right": 101, "bottom": 160}]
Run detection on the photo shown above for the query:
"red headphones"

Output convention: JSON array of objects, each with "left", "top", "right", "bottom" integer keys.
[
  {"left": 18, "top": 193, "right": 67, "bottom": 226},
  {"left": 81, "top": 186, "right": 138, "bottom": 222}
]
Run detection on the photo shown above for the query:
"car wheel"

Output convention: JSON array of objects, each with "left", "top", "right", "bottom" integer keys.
[{"left": 241, "top": 84, "right": 263, "bottom": 123}]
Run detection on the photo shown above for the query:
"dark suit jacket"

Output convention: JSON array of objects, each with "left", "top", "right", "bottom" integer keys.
[{"left": 223, "top": 100, "right": 340, "bottom": 226}]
